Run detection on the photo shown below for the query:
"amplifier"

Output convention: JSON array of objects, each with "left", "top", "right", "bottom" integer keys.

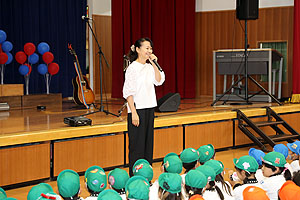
[{"left": 64, "top": 116, "right": 92, "bottom": 127}]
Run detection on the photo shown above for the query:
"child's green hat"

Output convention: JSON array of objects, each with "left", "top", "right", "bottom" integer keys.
[
  {"left": 204, "top": 160, "right": 224, "bottom": 175},
  {"left": 84, "top": 166, "right": 107, "bottom": 193},
  {"left": 180, "top": 148, "right": 200, "bottom": 163},
  {"left": 163, "top": 153, "right": 183, "bottom": 174},
  {"left": 133, "top": 159, "right": 153, "bottom": 182},
  {"left": 196, "top": 165, "right": 217, "bottom": 182},
  {"left": 197, "top": 144, "right": 215, "bottom": 163},
  {"left": 108, "top": 168, "right": 129, "bottom": 190},
  {"left": 0, "top": 187, "right": 7, "bottom": 200},
  {"left": 158, "top": 173, "right": 182, "bottom": 194},
  {"left": 233, "top": 155, "right": 259, "bottom": 173},
  {"left": 125, "top": 176, "right": 150, "bottom": 200},
  {"left": 27, "top": 183, "right": 53, "bottom": 200},
  {"left": 185, "top": 170, "right": 207, "bottom": 189},
  {"left": 97, "top": 189, "right": 122, "bottom": 200},
  {"left": 57, "top": 169, "right": 80, "bottom": 198},
  {"left": 263, "top": 151, "right": 286, "bottom": 167}
]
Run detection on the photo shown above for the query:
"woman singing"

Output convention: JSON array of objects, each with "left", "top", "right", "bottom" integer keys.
[{"left": 123, "top": 37, "right": 165, "bottom": 176}]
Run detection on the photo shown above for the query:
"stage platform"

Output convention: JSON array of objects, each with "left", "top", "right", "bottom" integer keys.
[{"left": 1, "top": 96, "right": 300, "bottom": 187}]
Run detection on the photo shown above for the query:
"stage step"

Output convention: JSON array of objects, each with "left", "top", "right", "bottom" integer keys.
[
  {"left": 244, "top": 121, "right": 284, "bottom": 127},
  {"left": 257, "top": 134, "right": 300, "bottom": 142}
]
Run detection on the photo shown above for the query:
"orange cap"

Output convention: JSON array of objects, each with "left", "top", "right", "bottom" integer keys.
[
  {"left": 189, "top": 194, "right": 204, "bottom": 200},
  {"left": 243, "top": 186, "right": 269, "bottom": 200},
  {"left": 279, "top": 181, "right": 300, "bottom": 200}
]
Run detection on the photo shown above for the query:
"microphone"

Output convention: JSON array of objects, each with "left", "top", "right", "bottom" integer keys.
[
  {"left": 81, "top": 16, "right": 92, "bottom": 21},
  {"left": 152, "top": 59, "right": 163, "bottom": 72}
]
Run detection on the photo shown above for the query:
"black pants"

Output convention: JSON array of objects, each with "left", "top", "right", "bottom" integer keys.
[{"left": 128, "top": 108, "right": 154, "bottom": 176}]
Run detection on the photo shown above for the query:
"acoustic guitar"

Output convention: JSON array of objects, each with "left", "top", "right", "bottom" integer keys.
[{"left": 68, "top": 44, "right": 95, "bottom": 107}]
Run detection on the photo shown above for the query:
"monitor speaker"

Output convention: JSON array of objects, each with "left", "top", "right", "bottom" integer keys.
[
  {"left": 236, "top": 0, "right": 259, "bottom": 20},
  {"left": 156, "top": 93, "right": 181, "bottom": 112}
]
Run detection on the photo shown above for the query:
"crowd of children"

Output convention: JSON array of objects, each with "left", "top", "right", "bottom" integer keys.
[{"left": 2, "top": 141, "right": 300, "bottom": 200}]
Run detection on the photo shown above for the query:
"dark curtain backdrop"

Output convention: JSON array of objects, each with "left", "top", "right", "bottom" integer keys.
[
  {"left": 0, "top": 0, "right": 86, "bottom": 97},
  {"left": 293, "top": 0, "right": 300, "bottom": 94},
  {"left": 111, "top": 0, "right": 195, "bottom": 99}
]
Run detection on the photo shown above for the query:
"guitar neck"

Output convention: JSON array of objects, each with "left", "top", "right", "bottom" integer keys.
[{"left": 74, "top": 55, "right": 85, "bottom": 82}]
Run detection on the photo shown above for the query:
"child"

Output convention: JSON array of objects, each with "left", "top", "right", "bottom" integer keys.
[
  {"left": 158, "top": 172, "right": 183, "bottom": 200},
  {"left": 133, "top": 159, "right": 154, "bottom": 185},
  {"left": 183, "top": 169, "right": 207, "bottom": 200},
  {"left": 278, "top": 180, "right": 300, "bottom": 200},
  {"left": 84, "top": 166, "right": 107, "bottom": 199},
  {"left": 197, "top": 144, "right": 215, "bottom": 165},
  {"left": 188, "top": 194, "right": 204, "bottom": 200},
  {"left": 0, "top": 187, "right": 6, "bottom": 200},
  {"left": 287, "top": 140, "right": 300, "bottom": 173},
  {"left": 107, "top": 168, "right": 129, "bottom": 200},
  {"left": 180, "top": 148, "right": 200, "bottom": 183},
  {"left": 242, "top": 186, "right": 269, "bottom": 200},
  {"left": 260, "top": 151, "right": 292, "bottom": 200},
  {"left": 204, "top": 160, "right": 233, "bottom": 199},
  {"left": 57, "top": 169, "right": 83, "bottom": 200},
  {"left": 248, "top": 148, "right": 265, "bottom": 182},
  {"left": 27, "top": 183, "right": 61, "bottom": 200},
  {"left": 125, "top": 175, "right": 150, "bottom": 200},
  {"left": 230, "top": 155, "right": 261, "bottom": 200},
  {"left": 97, "top": 189, "right": 122, "bottom": 200}
]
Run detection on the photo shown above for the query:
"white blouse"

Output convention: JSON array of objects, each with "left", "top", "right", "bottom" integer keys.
[{"left": 123, "top": 61, "right": 165, "bottom": 113}]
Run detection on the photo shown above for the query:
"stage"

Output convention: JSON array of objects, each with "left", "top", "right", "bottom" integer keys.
[{"left": 1, "top": 96, "right": 300, "bottom": 187}]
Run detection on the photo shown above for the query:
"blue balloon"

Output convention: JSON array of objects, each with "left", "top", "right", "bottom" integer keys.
[
  {"left": 0, "top": 30, "right": 7, "bottom": 44},
  {"left": 5, "top": 52, "right": 13, "bottom": 65},
  {"left": 19, "top": 65, "right": 29, "bottom": 75},
  {"left": 37, "top": 42, "right": 50, "bottom": 55},
  {"left": 28, "top": 53, "right": 39, "bottom": 64},
  {"left": 37, "top": 63, "right": 48, "bottom": 75},
  {"left": 1, "top": 41, "right": 13, "bottom": 52}
]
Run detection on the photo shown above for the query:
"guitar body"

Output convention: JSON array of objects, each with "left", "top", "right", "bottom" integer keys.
[{"left": 72, "top": 75, "right": 95, "bottom": 105}]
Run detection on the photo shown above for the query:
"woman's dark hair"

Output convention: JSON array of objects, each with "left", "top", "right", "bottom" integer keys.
[
  {"left": 234, "top": 166, "right": 256, "bottom": 184},
  {"left": 184, "top": 185, "right": 203, "bottom": 199},
  {"left": 262, "top": 162, "right": 292, "bottom": 181},
  {"left": 215, "top": 174, "right": 232, "bottom": 196},
  {"left": 60, "top": 191, "right": 80, "bottom": 200},
  {"left": 292, "top": 170, "right": 300, "bottom": 187},
  {"left": 127, "top": 37, "right": 153, "bottom": 63},
  {"left": 183, "top": 161, "right": 197, "bottom": 173},
  {"left": 158, "top": 187, "right": 183, "bottom": 200},
  {"left": 87, "top": 185, "right": 100, "bottom": 196},
  {"left": 205, "top": 181, "right": 224, "bottom": 200}
]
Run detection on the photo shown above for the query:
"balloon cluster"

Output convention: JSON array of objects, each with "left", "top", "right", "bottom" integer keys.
[
  {"left": 37, "top": 42, "right": 59, "bottom": 76},
  {"left": 0, "top": 30, "right": 13, "bottom": 65}
]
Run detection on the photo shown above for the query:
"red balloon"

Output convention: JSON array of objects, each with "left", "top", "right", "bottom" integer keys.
[
  {"left": 42, "top": 52, "right": 54, "bottom": 64},
  {"left": 24, "top": 42, "right": 36, "bottom": 56},
  {"left": 15, "top": 51, "right": 27, "bottom": 64},
  {"left": 24, "top": 63, "right": 32, "bottom": 75},
  {"left": 48, "top": 62, "right": 59, "bottom": 75},
  {"left": 0, "top": 52, "right": 8, "bottom": 64}
]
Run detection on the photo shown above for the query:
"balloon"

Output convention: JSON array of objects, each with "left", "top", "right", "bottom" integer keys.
[
  {"left": 0, "top": 30, "right": 7, "bottom": 44},
  {"left": 38, "top": 64, "right": 48, "bottom": 75},
  {"left": 48, "top": 62, "right": 59, "bottom": 75},
  {"left": 42, "top": 52, "right": 54, "bottom": 64},
  {"left": 24, "top": 42, "right": 36, "bottom": 55},
  {"left": 1, "top": 41, "right": 13, "bottom": 52},
  {"left": 15, "top": 51, "right": 27, "bottom": 64},
  {"left": 28, "top": 53, "right": 39, "bottom": 64},
  {"left": 19, "top": 65, "right": 29, "bottom": 75},
  {"left": 5, "top": 52, "right": 13, "bottom": 65},
  {"left": 0, "top": 52, "right": 8, "bottom": 64},
  {"left": 24, "top": 63, "right": 32, "bottom": 75},
  {"left": 37, "top": 42, "right": 50, "bottom": 55}
]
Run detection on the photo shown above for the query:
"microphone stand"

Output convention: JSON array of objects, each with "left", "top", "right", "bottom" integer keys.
[{"left": 84, "top": 18, "right": 119, "bottom": 117}]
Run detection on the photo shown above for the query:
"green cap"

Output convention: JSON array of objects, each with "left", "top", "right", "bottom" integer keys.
[
  {"left": 27, "top": 183, "right": 54, "bottom": 200},
  {"left": 185, "top": 170, "right": 207, "bottom": 189},
  {"left": 97, "top": 189, "right": 122, "bottom": 200},
  {"left": 0, "top": 187, "right": 7, "bottom": 200},
  {"left": 233, "top": 155, "right": 259, "bottom": 173},
  {"left": 180, "top": 148, "right": 200, "bottom": 163},
  {"left": 158, "top": 173, "right": 182, "bottom": 194},
  {"left": 108, "top": 168, "right": 129, "bottom": 190},
  {"left": 57, "top": 169, "right": 80, "bottom": 198},
  {"left": 196, "top": 165, "right": 217, "bottom": 182},
  {"left": 197, "top": 144, "right": 215, "bottom": 163},
  {"left": 163, "top": 153, "right": 183, "bottom": 174},
  {"left": 133, "top": 159, "right": 153, "bottom": 182},
  {"left": 204, "top": 160, "right": 224, "bottom": 175},
  {"left": 84, "top": 166, "right": 107, "bottom": 193},
  {"left": 125, "top": 176, "right": 150, "bottom": 200},
  {"left": 263, "top": 151, "right": 287, "bottom": 167}
]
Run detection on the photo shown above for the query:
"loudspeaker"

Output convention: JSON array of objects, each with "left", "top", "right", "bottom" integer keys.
[
  {"left": 156, "top": 93, "right": 181, "bottom": 112},
  {"left": 236, "top": 0, "right": 259, "bottom": 20}
]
